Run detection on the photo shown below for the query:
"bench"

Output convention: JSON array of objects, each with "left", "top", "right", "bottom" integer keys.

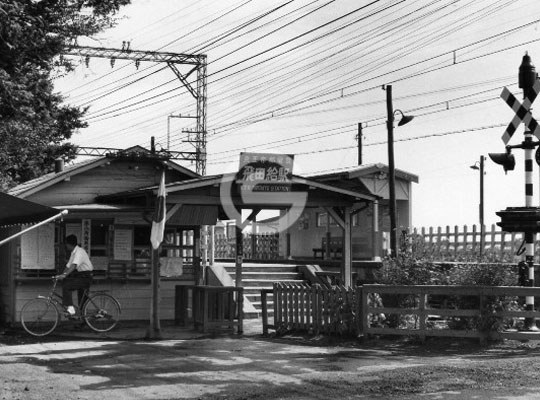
[{"left": 312, "top": 236, "right": 343, "bottom": 259}]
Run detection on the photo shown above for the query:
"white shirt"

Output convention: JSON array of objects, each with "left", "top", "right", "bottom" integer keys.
[{"left": 66, "top": 245, "right": 93, "bottom": 272}]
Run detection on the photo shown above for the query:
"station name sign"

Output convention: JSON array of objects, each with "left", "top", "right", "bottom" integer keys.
[{"left": 237, "top": 152, "right": 294, "bottom": 192}]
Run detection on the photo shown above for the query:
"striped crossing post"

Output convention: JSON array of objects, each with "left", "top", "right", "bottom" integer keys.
[
  {"left": 524, "top": 129, "right": 536, "bottom": 326},
  {"left": 499, "top": 53, "right": 540, "bottom": 330},
  {"left": 519, "top": 53, "right": 538, "bottom": 330}
]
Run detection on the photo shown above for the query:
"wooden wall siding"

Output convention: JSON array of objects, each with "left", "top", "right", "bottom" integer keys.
[
  {"left": 26, "top": 161, "right": 185, "bottom": 206},
  {"left": 0, "top": 226, "right": 20, "bottom": 324},
  {"left": 12, "top": 280, "right": 192, "bottom": 323},
  {"left": 280, "top": 203, "right": 410, "bottom": 259}
]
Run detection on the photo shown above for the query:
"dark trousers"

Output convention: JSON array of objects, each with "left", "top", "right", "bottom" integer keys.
[{"left": 62, "top": 271, "right": 93, "bottom": 309}]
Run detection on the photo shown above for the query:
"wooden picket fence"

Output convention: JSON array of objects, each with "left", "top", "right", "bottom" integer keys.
[
  {"left": 214, "top": 233, "right": 279, "bottom": 259},
  {"left": 262, "top": 282, "right": 359, "bottom": 335},
  {"left": 261, "top": 282, "right": 540, "bottom": 342},
  {"left": 361, "top": 284, "right": 540, "bottom": 343},
  {"left": 407, "top": 224, "right": 538, "bottom": 261}
]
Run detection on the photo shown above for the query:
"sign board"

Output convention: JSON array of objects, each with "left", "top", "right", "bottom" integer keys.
[
  {"left": 21, "top": 223, "right": 55, "bottom": 269},
  {"left": 501, "top": 80, "right": 540, "bottom": 144},
  {"left": 114, "top": 227, "right": 133, "bottom": 261},
  {"left": 237, "top": 152, "right": 294, "bottom": 192}
]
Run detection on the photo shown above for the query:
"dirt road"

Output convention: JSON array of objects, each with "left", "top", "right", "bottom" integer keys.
[{"left": 3, "top": 323, "right": 540, "bottom": 399}]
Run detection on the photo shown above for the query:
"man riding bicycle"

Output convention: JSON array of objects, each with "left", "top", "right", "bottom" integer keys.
[{"left": 55, "top": 235, "right": 93, "bottom": 316}]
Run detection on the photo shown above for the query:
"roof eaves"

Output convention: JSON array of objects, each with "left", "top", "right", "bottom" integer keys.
[{"left": 9, "top": 157, "right": 110, "bottom": 198}]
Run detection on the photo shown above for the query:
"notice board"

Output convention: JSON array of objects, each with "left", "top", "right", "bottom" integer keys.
[
  {"left": 114, "top": 227, "right": 133, "bottom": 261},
  {"left": 21, "top": 223, "right": 55, "bottom": 269}
]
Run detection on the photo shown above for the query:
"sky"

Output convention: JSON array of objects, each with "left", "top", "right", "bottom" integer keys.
[{"left": 53, "top": 0, "right": 540, "bottom": 229}]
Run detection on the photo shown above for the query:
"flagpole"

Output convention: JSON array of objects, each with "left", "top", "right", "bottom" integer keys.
[
  {"left": 146, "top": 171, "right": 166, "bottom": 340},
  {"left": 146, "top": 246, "right": 162, "bottom": 339}
]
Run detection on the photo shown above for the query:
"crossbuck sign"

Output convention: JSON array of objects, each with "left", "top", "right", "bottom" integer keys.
[{"left": 501, "top": 80, "right": 540, "bottom": 144}]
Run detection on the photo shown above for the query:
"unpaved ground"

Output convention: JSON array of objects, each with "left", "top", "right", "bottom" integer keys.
[{"left": 3, "top": 323, "right": 540, "bottom": 399}]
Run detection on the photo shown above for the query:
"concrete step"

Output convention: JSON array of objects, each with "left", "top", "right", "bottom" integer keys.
[
  {"left": 245, "top": 293, "right": 273, "bottom": 301},
  {"left": 232, "top": 279, "right": 304, "bottom": 287},
  {"left": 215, "top": 263, "right": 309, "bottom": 317},
  {"left": 243, "top": 286, "right": 273, "bottom": 295},
  {"left": 223, "top": 265, "right": 300, "bottom": 273},
  {"left": 228, "top": 272, "right": 303, "bottom": 280}
]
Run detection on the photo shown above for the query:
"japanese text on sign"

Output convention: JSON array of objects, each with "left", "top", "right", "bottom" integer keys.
[{"left": 238, "top": 152, "right": 294, "bottom": 192}]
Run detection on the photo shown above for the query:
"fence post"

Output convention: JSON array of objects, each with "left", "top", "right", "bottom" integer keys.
[
  {"left": 281, "top": 283, "right": 288, "bottom": 331},
  {"left": 419, "top": 291, "right": 427, "bottom": 343},
  {"left": 479, "top": 294, "right": 487, "bottom": 345},
  {"left": 463, "top": 225, "right": 468, "bottom": 256},
  {"left": 500, "top": 230, "right": 506, "bottom": 259},
  {"left": 472, "top": 224, "right": 477, "bottom": 255},
  {"left": 454, "top": 225, "right": 459, "bottom": 257},
  {"left": 262, "top": 289, "right": 269, "bottom": 336},
  {"left": 362, "top": 286, "right": 369, "bottom": 338},
  {"left": 356, "top": 286, "right": 363, "bottom": 336},
  {"left": 312, "top": 284, "right": 320, "bottom": 334},
  {"left": 274, "top": 283, "right": 281, "bottom": 332},
  {"left": 490, "top": 224, "right": 497, "bottom": 254},
  {"left": 437, "top": 226, "right": 442, "bottom": 256},
  {"left": 445, "top": 225, "right": 451, "bottom": 257}
]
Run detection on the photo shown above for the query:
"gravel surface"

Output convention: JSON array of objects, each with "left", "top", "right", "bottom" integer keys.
[{"left": 3, "top": 323, "right": 540, "bottom": 399}]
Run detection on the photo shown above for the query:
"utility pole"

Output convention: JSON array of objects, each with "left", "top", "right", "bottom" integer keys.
[
  {"left": 471, "top": 156, "right": 486, "bottom": 255},
  {"left": 385, "top": 85, "right": 414, "bottom": 258},
  {"left": 479, "top": 155, "right": 485, "bottom": 256},
  {"left": 386, "top": 85, "right": 398, "bottom": 258},
  {"left": 357, "top": 123, "right": 363, "bottom": 165}
]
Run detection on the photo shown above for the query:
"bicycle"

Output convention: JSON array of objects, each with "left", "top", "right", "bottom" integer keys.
[{"left": 20, "top": 277, "right": 121, "bottom": 336}]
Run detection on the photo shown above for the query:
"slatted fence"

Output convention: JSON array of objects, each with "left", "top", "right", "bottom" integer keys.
[
  {"left": 408, "top": 224, "right": 534, "bottom": 261},
  {"left": 262, "top": 283, "right": 540, "bottom": 342},
  {"left": 362, "top": 284, "right": 540, "bottom": 342},
  {"left": 262, "top": 282, "right": 359, "bottom": 335},
  {"left": 214, "top": 233, "right": 279, "bottom": 259}
]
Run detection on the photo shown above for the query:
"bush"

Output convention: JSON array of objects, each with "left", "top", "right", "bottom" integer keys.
[{"left": 374, "top": 251, "right": 521, "bottom": 332}]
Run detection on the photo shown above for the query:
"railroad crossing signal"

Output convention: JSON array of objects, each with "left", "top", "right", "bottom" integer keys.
[{"left": 501, "top": 79, "right": 540, "bottom": 144}]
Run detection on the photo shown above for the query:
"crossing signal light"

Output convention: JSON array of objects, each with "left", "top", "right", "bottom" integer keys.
[{"left": 489, "top": 151, "right": 515, "bottom": 174}]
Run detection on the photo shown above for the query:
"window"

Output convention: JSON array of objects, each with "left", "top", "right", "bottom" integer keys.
[
  {"left": 316, "top": 212, "right": 338, "bottom": 228},
  {"left": 90, "top": 219, "right": 112, "bottom": 257},
  {"left": 133, "top": 225, "right": 151, "bottom": 259}
]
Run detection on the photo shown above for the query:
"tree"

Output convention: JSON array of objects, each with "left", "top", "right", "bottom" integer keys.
[{"left": 0, "top": 0, "right": 130, "bottom": 190}]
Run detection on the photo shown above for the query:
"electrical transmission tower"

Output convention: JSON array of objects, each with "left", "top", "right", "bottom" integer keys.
[{"left": 63, "top": 45, "right": 208, "bottom": 175}]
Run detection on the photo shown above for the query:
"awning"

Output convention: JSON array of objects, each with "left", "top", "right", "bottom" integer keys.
[{"left": 0, "top": 192, "right": 59, "bottom": 226}]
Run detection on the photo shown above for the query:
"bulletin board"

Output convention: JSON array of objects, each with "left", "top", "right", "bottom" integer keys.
[
  {"left": 114, "top": 227, "right": 133, "bottom": 261},
  {"left": 159, "top": 257, "right": 183, "bottom": 277},
  {"left": 21, "top": 223, "right": 55, "bottom": 269}
]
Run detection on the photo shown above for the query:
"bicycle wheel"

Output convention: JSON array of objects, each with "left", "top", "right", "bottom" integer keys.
[
  {"left": 21, "top": 298, "right": 59, "bottom": 336},
  {"left": 82, "top": 293, "right": 121, "bottom": 332}
]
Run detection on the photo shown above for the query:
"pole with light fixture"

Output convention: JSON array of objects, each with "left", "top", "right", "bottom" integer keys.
[
  {"left": 470, "top": 156, "right": 485, "bottom": 256},
  {"left": 386, "top": 84, "right": 414, "bottom": 258}
]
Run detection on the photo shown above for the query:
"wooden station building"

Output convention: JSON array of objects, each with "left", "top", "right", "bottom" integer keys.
[{"left": 0, "top": 146, "right": 416, "bottom": 326}]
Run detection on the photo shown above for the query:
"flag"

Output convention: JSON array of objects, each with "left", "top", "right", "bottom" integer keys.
[{"left": 150, "top": 172, "right": 166, "bottom": 250}]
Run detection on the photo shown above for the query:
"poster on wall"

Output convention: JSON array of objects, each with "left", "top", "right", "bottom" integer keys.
[
  {"left": 114, "top": 228, "right": 133, "bottom": 261},
  {"left": 81, "top": 219, "right": 91, "bottom": 254},
  {"left": 21, "top": 223, "right": 55, "bottom": 269},
  {"left": 159, "top": 257, "right": 183, "bottom": 277}
]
